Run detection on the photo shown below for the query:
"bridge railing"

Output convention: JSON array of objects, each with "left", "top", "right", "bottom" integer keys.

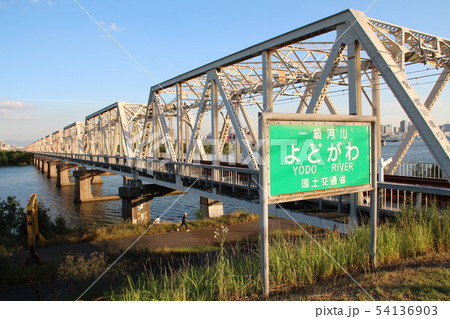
[
  {"left": 376, "top": 182, "right": 450, "bottom": 211},
  {"left": 393, "top": 162, "right": 446, "bottom": 179},
  {"left": 35, "top": 152, "right": 260, "bottom": 192},
  {"left": 312, "top": 182, "right": 449, "bottom": 213},
  {"left": 134, "top": 158, "right": 260, "bottom": 191}
]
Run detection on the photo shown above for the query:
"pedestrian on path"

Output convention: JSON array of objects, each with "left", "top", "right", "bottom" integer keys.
[
  {"left": 177, "top": 213, "right": 189, "bottom": 232},
  {"left": 154, "top": 216, "right": 161, "bottom": 224}
]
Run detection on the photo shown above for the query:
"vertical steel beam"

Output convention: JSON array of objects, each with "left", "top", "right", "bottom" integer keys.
[
  {"left": 117, "top": 102, "right": 134, "bottom": 158},
  {"left": 151, "top": 93, "right": 159, "bottom": 168},
  {"left": 211, "top": 73, "right": 219, "bottom": 168},
  {"left": 347, "top": 40, "right": 362, "bottom": 115},
  {"left": 262, "top": 50, "right": 273, "bottom": 113},
  {"left": 176, "top": 83, "right": 183, "bottom": 161},
  {"left": 372, "top": 68, "right": 381, "bottom": 162}
]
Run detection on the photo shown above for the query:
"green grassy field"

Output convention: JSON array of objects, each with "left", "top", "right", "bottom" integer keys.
[{"left": 109, "top": 204, "right": 449, "bottom": 301}]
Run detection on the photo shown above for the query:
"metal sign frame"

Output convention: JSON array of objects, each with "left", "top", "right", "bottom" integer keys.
[
  {"left": 258, "top": 113, "right": 378, "bottom": 296},
  {"left": 261, "top": 113, "right": 377, "bottom": 204}
]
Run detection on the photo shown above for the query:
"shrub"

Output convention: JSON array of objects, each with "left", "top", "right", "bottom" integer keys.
[
  {"left": 194, "top": 208, "right": 206, "bottom": 220},
  {"left": 57, "top": 252, "right": 108, "bottom": 281},
  {"left": 0, "top": 196, "right": 69, "bottom": 245}
]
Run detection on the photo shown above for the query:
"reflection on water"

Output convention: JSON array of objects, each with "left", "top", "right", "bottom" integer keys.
[
  {"left": 0, "top": 165, "right": 253, "bottom": 227},
  {"left": 0, "top": 140, "right": 435, "bottom": 227}
]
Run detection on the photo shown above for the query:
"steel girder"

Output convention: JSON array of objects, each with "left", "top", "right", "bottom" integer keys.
[
  {"left": 62, "top": 121, "right": 85, "bottom": 155},
  {"left": 83, "top": 102, "right": 146, "bottom": 159},
  {"left": 27, "top": 9, "right": 449, "bottom": 181}
]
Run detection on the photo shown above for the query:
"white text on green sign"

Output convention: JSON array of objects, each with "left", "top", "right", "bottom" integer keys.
[{"left": 269, "top": 124, "right": 370, "bottom": 196}]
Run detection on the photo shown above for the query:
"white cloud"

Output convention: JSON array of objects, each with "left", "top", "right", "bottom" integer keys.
[
  {"left": 0, "top": 101, "right": 33, "bottom": 120},
  {"left": 0, "top": 100, "right": 32, "bottom": 110},
  {"left": 4, "top": 114, "right": 33, "bottom": 120},
  {"left": 109, "top": 23, "right": 123, "bottom": 31},
  {"left": 30, "top": 0, "right": 39, "bottom": 3},
  {"left": 47, "top": 1, "right": 54, "bottom": 5}
]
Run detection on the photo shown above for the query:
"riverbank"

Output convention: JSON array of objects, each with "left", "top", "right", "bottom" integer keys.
[{"left": 0, "top": 151, "right": 32, "bottom": 166}]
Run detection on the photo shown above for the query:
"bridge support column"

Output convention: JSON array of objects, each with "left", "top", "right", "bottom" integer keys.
[
  {"left": 35, "top": 157, "right": 40, "bottom": 169},
  {"left": 73, "top": 167, "right": 95, "bottom": 202},
  {"left": 56, "top": 163, "right": 77, "bottom": 187},
  {"left": 41, "top": 158, "right": 48, "bottom": 174},
  {"left": 200, "top": 197, "right": 223, "bottom": 218},
  {"left": 47, "top": 160, "right": 58, "bottom": 178},
  {"left": 73, "top": 168, "right": 119, "bottom": 202},
  {"left": 119, "top": 180, "right": 151, "bottom": 224}
]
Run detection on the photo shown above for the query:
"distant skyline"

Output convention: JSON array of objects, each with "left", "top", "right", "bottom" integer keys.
[{"left": 1, "top": 0, "right": 449, "bottom": 146}]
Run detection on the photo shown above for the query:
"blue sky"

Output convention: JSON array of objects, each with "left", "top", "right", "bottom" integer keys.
[{"left": 1, "top": 0, "right": 449, "bottom": 146}]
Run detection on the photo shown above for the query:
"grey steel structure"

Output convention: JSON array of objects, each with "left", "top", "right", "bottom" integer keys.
[
  {"left": 27, "top": 9, "right": 449, "bottom": 182},
  {"left": 26, "top": 9, "right": 450, "bottom": 295}
]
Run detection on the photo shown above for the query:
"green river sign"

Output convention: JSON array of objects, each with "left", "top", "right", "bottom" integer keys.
[{"left": 267, "top": 119, "right": 373, "bottom": 201}]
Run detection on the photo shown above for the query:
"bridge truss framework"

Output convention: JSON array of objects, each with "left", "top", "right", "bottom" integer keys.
[{"left": 26, "top": 9, "right": 450, "bottom": 296}]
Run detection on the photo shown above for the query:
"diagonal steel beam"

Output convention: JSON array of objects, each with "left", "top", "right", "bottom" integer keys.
[
  {"left": 306, "top": 40, "right": 346, "bottom": 113},
  {"left": 185, "top": 78, "right": 211, "bottom": 163},
  {"left": 211, "top": 70, "right": 259, "bottom": 170},
  {"left": 185, "top": 109, "right": 207, "bottom": 160},
  {"left": 386, "top": 69, "right": 450, "bottom": 174},
  {"left": 348, "top": 9, "right": 450, "bottom": 181},
  {"left": 154, "top": 97, "right": 176, "bottom": 161}
]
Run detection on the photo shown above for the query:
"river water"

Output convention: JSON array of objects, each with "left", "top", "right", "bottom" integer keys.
[
  {"left": 0, "top": 166, "right": 254, "bottom": 228},
  {"left": 0, "top": 140, "right": 436, "bottom": 227}
]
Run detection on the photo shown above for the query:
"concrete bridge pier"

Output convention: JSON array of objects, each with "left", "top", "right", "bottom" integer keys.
[
  {"left": 46, "top": 160, "right": 58, "bottom": 178},
  {"left": 73, "top": 167, "right": 118, "bottom": 202},
  {"left": 40, "top": 158, "right": 48, "bottom": 174},
  {"left": 34, "top": 156, "right": 40, "bottom": 168},
  {"left": 73, "top": 167, "right": 95, "bottom": 202},
  {"left": 56, "top": 163, "right": 78, "bottom": 187},
  {"left": 200, "top": 197, "right": 224, "bottom": 218},
  {"left": 119, "top": 182, "right": 184, "bottom": 224},
  {"left": 119, "top": 180, "right": 150, "bottom": 224}
]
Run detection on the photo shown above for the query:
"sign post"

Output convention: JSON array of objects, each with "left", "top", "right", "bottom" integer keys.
[
  {"left": 258, "top": 115, "right": 270, "bottom": 297},
  {"left": 259, "top": 113, "right": 377, "bottom": 296}
]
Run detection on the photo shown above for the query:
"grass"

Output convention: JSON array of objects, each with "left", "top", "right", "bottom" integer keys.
[
  {"left": 1, "top": 204, "right": 448, "bottom": 301},
  {"left": 268, "top": 251, "right": 449, "bottom": 301},
  {"left": 0, "top": 211, "right": 257, "bottom": 292},
  {"left": 109, "top": 203, "right": 449, "bottom": 301}
]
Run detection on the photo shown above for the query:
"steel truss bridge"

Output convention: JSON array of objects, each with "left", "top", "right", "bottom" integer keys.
[{"left": 26, "top": 9, "right": 450, "bottom": 231}]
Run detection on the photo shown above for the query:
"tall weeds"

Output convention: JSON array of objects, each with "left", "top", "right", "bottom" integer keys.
[{"left": 110, "top": 204, "right": 448, "bottom": 301}]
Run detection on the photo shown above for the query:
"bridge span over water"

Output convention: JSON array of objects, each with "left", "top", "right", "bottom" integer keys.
[{"left": 26, "top": 9, "right": 450, "bottom": 231}]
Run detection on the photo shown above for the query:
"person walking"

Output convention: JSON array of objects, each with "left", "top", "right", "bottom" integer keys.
[
  {"left": 154, "top": 216, "right": 161, "bottom": 224},
  {"left": 177, "top": 213, "right": 189, "bottom": 232}
]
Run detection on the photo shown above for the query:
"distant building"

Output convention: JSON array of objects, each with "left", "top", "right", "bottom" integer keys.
[
  {"left": 442, "top": 123, "right": 450, "bottom": 133},
  {"left": 0, "top": 140, "right": 24, "bottom": 151},
  {"left": 400, "top": 120, "right": 407, "bottom": 133}
]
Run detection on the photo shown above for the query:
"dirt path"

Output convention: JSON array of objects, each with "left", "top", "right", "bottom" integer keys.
[{"left": 11, "top": 218, "right": 297, "bottom": 263}]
